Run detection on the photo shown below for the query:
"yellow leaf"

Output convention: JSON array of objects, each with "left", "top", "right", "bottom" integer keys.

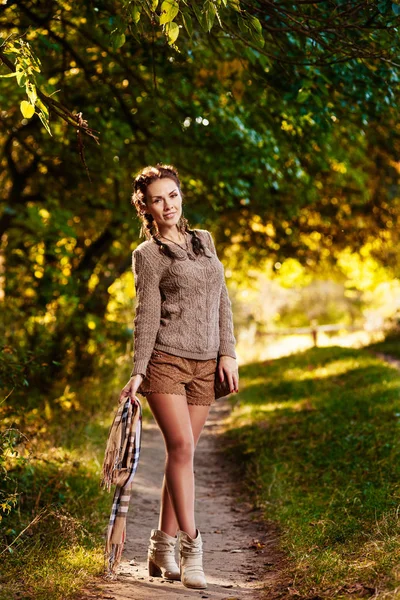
[
  {"left": 20, "top": 100, "right": 35, "bottom": 118},
  {"left": 166, "top": 21, "right": 180, "bottom": 44},
  {"left": 160, "top": 0, "right": 179, "bottom": 24}
]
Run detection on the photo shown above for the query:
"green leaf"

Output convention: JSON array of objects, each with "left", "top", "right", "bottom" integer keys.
[
  {"left": 313, "top": 94, "right": 323, "bottom": 109},
  {"left": 166, "top": 21, "right": 180, "bottom": 44},
  {"left": 246, "top": 17, "right": 264, "bottom": 48},
  {"left": 151, "top": 0, "right": 159, "bottom": 10},
  {"left": 204, "top": 0, "right": 216, "bottom": 31},
  {"left": 214, "top": 4, "right": 223, "bottom": 27},
  {"left": 111, "top": 32, "right": 126, "bottom": 50},
  {"left": 192, "top": 2, "right": 208, "bottom": 31},
  {"left": 238, "top": 15, "right": 249, "bottom": 33},
  {"left": 20, "top": 100, "right": 35, "bottom": 118},
  {"left": 297, "top": 89, "right": 311, "bottom": 103},
  {"left": 248, "top": 28, "right": 265, "bottom": 48},
  {"left": 248, "top": 15, "right": 262, "bottom": 34},
  {"left": 392, "top": 2, "right": 400, "bottom": 14},
  {"left": 131, "top": 3, "right": 142, "bottom": 23},
  {"left": 181, "top": 10, "right": 193, "bottom": 37},
  {"left": 16, "top": 67, "right": 26, "bottom": 87},
  {"left": 38, "top": 112, "right": 52, "bottom": 136},
  {"left": 228, "top": 0, "right": 241, "bottom": 11},
  {"left": 159, "top": 0, "right": 179, "bottom": 25},
  {"left": 316, "top": 80, "right": 329, "bottom": 97},
  {"left": 36, "top": 98, "right": 49, "bottom": 118},
  {"left": 26, "top": 81, "right": 37, "bottom": 105}
]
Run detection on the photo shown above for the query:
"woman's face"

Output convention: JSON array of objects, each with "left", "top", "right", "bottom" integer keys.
[{"left": 144, "top": 178, "right": 183, "bottom": 233}]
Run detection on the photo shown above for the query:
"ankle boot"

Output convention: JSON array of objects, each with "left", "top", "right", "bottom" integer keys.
[
  {"left": 148, "top": 529, "right": 180, "bottom": 580},
  {"left": 179, "top": 529, "right": 207, "bottom": 589}
]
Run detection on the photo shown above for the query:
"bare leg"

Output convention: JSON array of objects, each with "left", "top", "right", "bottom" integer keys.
[
  {"left": 158, "top": 403, "right": 210, "bottom": 536},
  {"left": 146, "top": 393, "right": 210, "bottom": 538}
]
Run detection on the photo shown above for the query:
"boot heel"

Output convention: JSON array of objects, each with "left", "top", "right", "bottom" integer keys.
[
  {"left": 147, "top": 529, "right": 180, "bottom": 580},
  {"left": 148, "top": 559, "right": 162, "bottom": 577}
]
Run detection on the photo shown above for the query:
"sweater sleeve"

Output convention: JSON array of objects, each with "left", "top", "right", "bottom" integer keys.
[
  {"left": 130, "top": 249, "right": 162, "bottom": 378},
  {"left": 204, "top": 230, "right": 237, "bottom": 360}
]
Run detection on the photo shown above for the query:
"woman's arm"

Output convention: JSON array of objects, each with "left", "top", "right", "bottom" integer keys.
[
  {"left": 205, "top": 230, "right": 237, "bottom": 359},
  {"left": 130, "top": 249, "right": 162, "bottom": 378}
]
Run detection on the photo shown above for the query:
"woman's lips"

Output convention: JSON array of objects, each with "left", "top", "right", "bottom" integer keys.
[{"left": 164, "top": 212, "right": 176, "bottom": 218}]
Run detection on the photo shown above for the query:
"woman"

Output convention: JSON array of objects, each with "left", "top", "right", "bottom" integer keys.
[{"left": 119, "top": 163, "right": 239, "bottom": 590}]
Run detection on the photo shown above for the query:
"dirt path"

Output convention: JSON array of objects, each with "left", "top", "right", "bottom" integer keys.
[{"left": 80, "top": 400, "right": 283, "bottom": 600}]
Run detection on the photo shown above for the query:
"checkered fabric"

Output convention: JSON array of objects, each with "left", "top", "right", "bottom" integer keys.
[{"left": 100, "top": 395, "right": 142, "bottom": 577}]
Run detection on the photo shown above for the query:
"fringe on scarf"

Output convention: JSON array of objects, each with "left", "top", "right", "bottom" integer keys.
[
  {"left": 100, "top": 396, "right": 142, "bottom": 578},
  {"left": 104, "top": 527, "right": 126, "bottom": 578}
]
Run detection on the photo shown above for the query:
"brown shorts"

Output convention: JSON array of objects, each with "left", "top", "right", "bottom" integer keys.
[{"left": 137, "top": 349, "right": 217, "bottom": 406}]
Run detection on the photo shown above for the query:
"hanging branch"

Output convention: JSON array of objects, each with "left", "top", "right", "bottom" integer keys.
[{"left": 0, "top": 41, "right": 100, "bottom": 145}]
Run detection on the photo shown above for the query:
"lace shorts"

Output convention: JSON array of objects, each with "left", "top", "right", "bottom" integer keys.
[{"left": 137, "top": 348, "right": 217, "bottom": 406}]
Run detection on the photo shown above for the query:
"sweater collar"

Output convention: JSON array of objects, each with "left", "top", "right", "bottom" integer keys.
[{"left": 151, "top": 235, "right": 213, "bottom": 259}]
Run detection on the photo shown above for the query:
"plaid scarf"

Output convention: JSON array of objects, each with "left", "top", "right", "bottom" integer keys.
[{"left": 100, "top": 395, "right": 142, "bottom": 578}]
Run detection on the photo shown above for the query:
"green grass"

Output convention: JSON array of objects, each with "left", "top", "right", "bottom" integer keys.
[
  {"left": 365, "top": 330, "right": 400, "bottom": 361},
  {"left": 224, "top": 346, "right": 400, "bottom": 599},
  {"left": 0, "top": 365, "right": 145, "bottom": 600}
]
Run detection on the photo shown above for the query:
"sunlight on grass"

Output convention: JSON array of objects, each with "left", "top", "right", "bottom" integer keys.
[
  {"left": 1, "top": 545, "right": 105, "bottom": 600},
  {"left": 225, "top": 345, "right": 400, "bottom": 598},
  {"left": 291, "top": 358, "right": 364, "bottom": 381}
]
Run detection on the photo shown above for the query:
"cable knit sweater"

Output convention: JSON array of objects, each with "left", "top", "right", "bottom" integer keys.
[{"left": 130, "top": 228, "right": 237, "bottom": 378}]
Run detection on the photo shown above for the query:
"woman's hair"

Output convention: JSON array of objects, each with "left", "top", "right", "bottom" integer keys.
[{"left": 131, "top": 162, "right": 207, "bottom": 259}]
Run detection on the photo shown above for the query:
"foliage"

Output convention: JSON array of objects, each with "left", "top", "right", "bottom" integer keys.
[
  {"left": 224, "top": 346, "right": 400, "bottom": 597},
  {"left": 3, "top": 1, "right": 400, "bottom": 135},
  {"left": 224, "top": 244, "right": 400, "bottom": 336},
  {"left": 0, "top": 36, "right": 51, "bottom": 133},
  {"left": 0, "top": 365, "right": 128, "bottom": 600},
  {"left": 2, "top": 0, "right": 400, "bottom": 487},
  {"left": 0, "top": 427, "right": 23, "bottom": 521}
]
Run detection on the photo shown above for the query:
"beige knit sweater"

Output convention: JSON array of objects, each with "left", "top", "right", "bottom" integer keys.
[{"left": 130, "top": 228, "right": 236, "bottom": 378}]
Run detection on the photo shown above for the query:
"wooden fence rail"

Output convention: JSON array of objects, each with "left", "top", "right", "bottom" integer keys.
[{"left": 258, "top": 323, "right": 373, "bottom": 347}]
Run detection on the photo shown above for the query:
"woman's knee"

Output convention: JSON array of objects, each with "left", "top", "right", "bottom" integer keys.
[{"left": 166, "top": 436, "right": 194, "bottom": 462}]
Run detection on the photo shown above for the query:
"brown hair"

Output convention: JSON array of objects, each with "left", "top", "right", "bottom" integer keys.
[{"left": 131, "top": 162, "right": 207, "bottom": 259}]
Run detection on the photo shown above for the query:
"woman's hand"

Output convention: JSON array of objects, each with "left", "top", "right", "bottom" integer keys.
[
  {"left": 119, "top": 373, "right": 144, "bottom": 404},
  {"left": 218, "top": 355, "right": 239, "bottom": 393}
]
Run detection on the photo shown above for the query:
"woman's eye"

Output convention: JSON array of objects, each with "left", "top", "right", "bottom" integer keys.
[{"left": 153, "top": 194, "right": 176, "bottom": 203}]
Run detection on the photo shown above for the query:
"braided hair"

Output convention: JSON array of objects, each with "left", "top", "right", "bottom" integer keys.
[{"left": 131, "top": 162, "right": 207, "bottom": 260}]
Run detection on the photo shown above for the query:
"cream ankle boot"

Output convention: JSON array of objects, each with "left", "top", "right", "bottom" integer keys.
[
  {"left": 179, "top": 529, "right": 207, "bottom": 589},
  {"left": 148, "top": 529, "right": 180, "bottom": 580}
]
